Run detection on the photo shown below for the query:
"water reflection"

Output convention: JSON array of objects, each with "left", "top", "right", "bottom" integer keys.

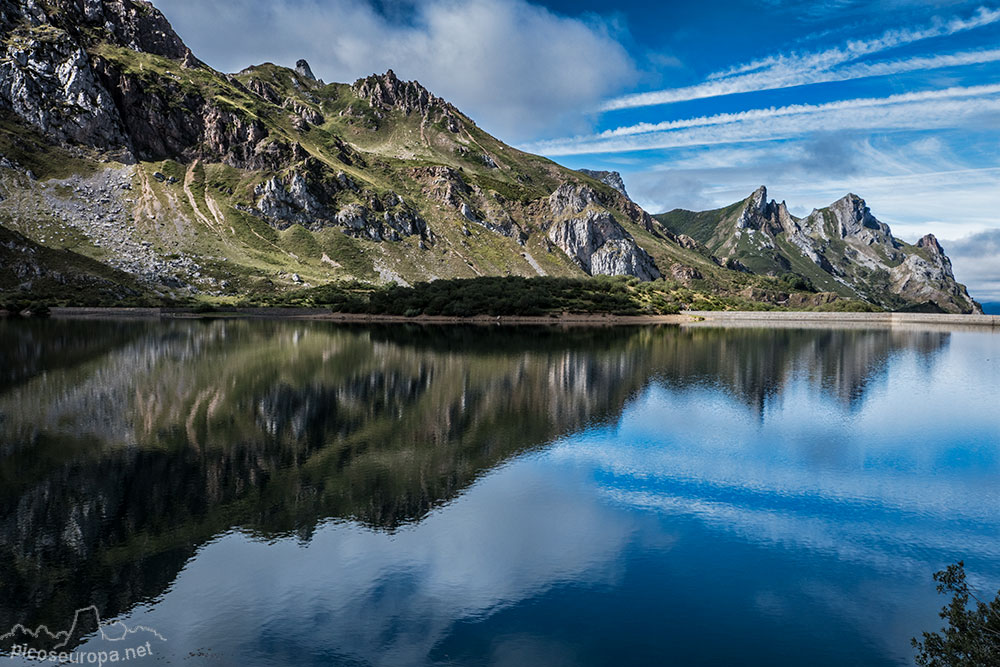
[{"left": 0, "top": 319, "right": 995, "bottom": 666}]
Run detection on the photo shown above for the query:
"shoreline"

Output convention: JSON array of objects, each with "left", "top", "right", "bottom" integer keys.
[
  {"left": 43, "top": 307, "right": 693, "bottom": 326},
  {"left": 36, "top": 307, "right": 1000, "bottom": 328}
]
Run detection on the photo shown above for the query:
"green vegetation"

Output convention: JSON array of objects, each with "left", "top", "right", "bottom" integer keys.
[
  {"left": 912, "top": 562, "right": 1000, "bottom": 666},
  {"left": 655, "top": 200, "right": 745, "bottom": 246},
  {"left": 242, "top": 275, "right": 874, "bottom": 316},
  {"left": 0, "top": 117, "right": 101, "bottom": 180},
  {"left": 0, "top": 224, "right": 157, "bottom": 308},
  {"left": 260, "top": 276, "right": 684, "bottom": 316},
  {"left": 778, "top": 272, "right": 815, "bottom": 292}
]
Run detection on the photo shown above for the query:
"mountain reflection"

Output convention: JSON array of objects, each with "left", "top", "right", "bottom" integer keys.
[{"left": 0, "top": 320, "right": 949, "bottom": 646}]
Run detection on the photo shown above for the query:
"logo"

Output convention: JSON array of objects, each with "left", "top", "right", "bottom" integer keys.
[{"left": 1, "top": 606, "right": 165, "bottom": 664}]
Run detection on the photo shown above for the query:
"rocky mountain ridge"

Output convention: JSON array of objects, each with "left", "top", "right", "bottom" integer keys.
[{"left": 656, "top": 186, "right": 980, "bottom": 313}]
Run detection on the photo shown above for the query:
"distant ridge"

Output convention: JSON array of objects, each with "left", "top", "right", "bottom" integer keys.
[{"left": 656, "top": 186, "right": 980, "bottom": 314}]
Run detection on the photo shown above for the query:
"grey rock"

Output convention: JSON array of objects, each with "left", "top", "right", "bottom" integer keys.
[
  {"left": 353, "top": 69, "right": 463, "bottom": 132},
  {"left": 578, "top": 169, "right": 630, "bottom": 200},
  {"left": 295, "top": 59, "right": 316, "bottom": 82},
  {"left": 0, "top": 31, "right": 130, "bottom": 150},
  {"left": 460, "top": 202, "right": 478, "bottom": 222},
  {"left": 547, "top": 189, "right": 659, "bottom": 281},
  {"left": 670, "top": 263, "right": 702, "bottom": 283}
]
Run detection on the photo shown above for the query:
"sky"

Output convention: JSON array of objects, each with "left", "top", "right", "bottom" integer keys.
[{"left": 154, "top": 0, "right": 1000, "bottom": 301}]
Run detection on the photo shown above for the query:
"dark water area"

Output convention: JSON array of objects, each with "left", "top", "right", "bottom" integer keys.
[{"left": 1, "top": 319, "right": 998, "bottom": 666}]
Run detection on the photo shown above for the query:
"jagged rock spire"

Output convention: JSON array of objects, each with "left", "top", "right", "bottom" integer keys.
[
  {"left": 917, "top": 233, "right": 945, "bottom": 256},
  {"left": 295, "top": 59, "right": 316, "bottom": 81}
]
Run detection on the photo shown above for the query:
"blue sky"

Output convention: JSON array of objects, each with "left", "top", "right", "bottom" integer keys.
[{"left": 157, "top": 0, "right": 1000, "bottom": 300}]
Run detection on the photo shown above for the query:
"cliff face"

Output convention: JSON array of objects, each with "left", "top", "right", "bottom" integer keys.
[
  {"left": 656, "top": 186, "right": 980, "bottom": 314},
  {"left": 546, "top": 183, "right": 660, "bottom": 280},
  {"left": 0, "top": 0, "right": 195, "bottom": 154}
]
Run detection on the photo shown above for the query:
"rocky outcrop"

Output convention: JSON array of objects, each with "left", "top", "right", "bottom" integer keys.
[
  {"left": 352, "top": 70, "right": 462, "bottom": 132},
  {"left": 295, "top": 59, "right": 316, "bottom": 82},
  {"left": 0, "top": 25, "right": 129, "bottom": 149},
  {"left": 411, "top": 165, "right": 526, "bottom": 242},
  {"left": 0, "top": 220, "right": 143, "bottom": 300},
  {"left": 414, "top": 166, "right": 469, "bottom": 208},
  {"left": 0, "top": 0, "right": 208, "bottom": 157},
  {"left": 670, "top": 263, "right": 702, "bottom": 283},
  {"left": 254, "top": 170, "right": 426, "bottom": 241},
  {"left": 889, "top": 233, "right": 978, "bottom": 312},
  {"left": 0, "top": 0, "right": 314, "bottom": 170},
  {"left": 0, "top": 0, "right": 190, "bottom": 60},
  {"left": 578, "top": 169, "right": 630, "bottom": 199},
  {"left": 547, "top": 184, "right": 660, "bottom": 280}
]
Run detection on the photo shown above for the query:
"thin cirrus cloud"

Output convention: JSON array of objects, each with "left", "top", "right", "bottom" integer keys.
[
  {"left": 528, "top": 84, "right": 1000, "bottom": 156},
  {"left": 602, "top": 6, "right": 1000, "bottom": 110}
]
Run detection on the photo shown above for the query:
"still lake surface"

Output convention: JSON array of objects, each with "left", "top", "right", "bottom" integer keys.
[{"left": 1, "top": 319, "right": 999, "bottom": 666}]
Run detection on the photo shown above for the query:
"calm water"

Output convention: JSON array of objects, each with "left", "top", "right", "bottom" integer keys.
[{"left": 1, "top": 319, "right": 999, "bottom": 666}]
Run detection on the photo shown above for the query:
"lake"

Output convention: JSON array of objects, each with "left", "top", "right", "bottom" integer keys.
[{"left": 1, "top": 319, "right": 998, "bottom": 666}]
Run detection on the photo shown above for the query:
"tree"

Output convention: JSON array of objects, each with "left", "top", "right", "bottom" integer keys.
[{"left": 912, "top": 562, "right": 1000, "bottom": 666}]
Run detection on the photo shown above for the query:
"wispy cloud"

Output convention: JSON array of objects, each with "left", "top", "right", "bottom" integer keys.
[
  {"left": 602, "top": 6, "right": 1000, "bottom": 110},
  {"left": 529, "top": 84, "right": 1000, "bottom": 155}
]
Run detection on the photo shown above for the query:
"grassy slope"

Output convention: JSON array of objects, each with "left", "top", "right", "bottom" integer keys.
[
  {"left": 655, "top": 200, "right": 744, "bottom": 247},
  {"left": 1, "top": 36, "right": 871, "bottom": 311},
  {"left": 0, "top": 223, "right": 151, "bottom": 306}
]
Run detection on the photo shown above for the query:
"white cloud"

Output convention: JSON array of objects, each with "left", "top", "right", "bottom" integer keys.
[
  {"left": 153, "top": 0, "right": 636, "bottom": 141},
  {"left": 529, "top": 84, "right": 1000, "bottom": 155},
  {"left": 940, "top": 229, "right": 1000, "bottom": 301},
  {"left": 602, "top": 6, "right": 1000, "bottom": 110}
]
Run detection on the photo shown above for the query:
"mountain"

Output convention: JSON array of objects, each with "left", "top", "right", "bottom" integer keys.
[
  {"left": 656, "top": 186, "right": 981, "bottom": 314},
  {"left": 0, "top": 0, "right": 977, "bottom": 313},
  {"left": 0, "top": 0, "right": 688, "bottom": 294}
]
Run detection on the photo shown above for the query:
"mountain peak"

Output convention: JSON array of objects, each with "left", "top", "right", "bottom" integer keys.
[
  {"left": 295, "top": 59, "right": 316, "bottom": 81},
  {"left": 351, "top": 70, "right": 463, "bottom": 131},
  {"left": 734, "top": 185, "right": 775, "bottom": 231},
  {"left": 917, "top": 233, "right": 945, "bottom": 256},
  {"left": 578, "top": 170, "right": 629, "bottom": 199},
  {"left": 746, "top": 185, "right": 768, "bottom": 212},
  {"left": 353, "top": 70, "right": 429, "bottom": 107},
  {"left": 834, "top": 192, "right": 866, "bottom": 206},
  {"left": 60, "top": 0, "right": 190, "bottom": 59},
  {"left": 829, "top": 192, "right": 871, "bottom": 221}
]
